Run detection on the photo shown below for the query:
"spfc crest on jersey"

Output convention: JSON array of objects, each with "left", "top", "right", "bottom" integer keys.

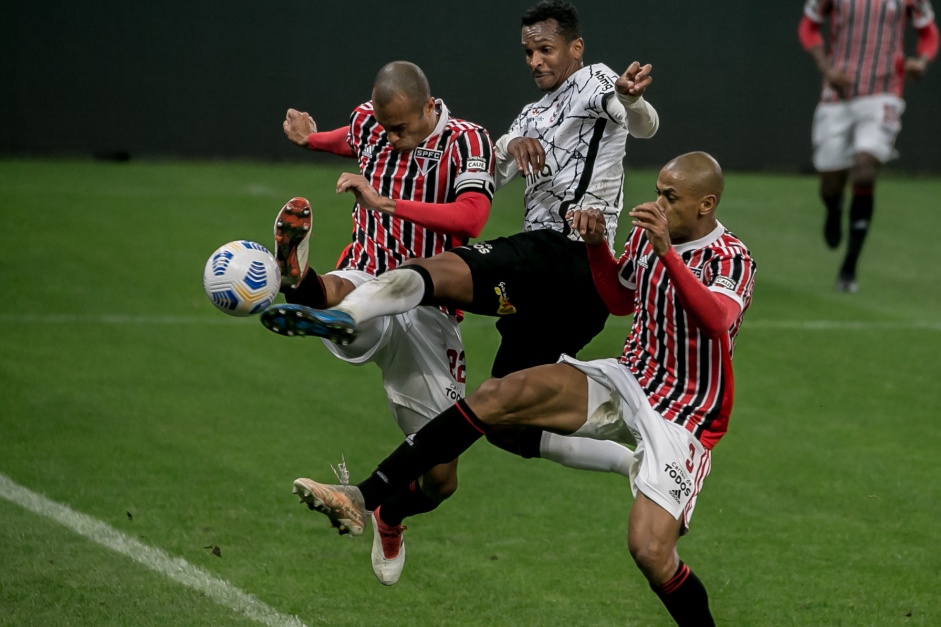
[{"left": 413, "top": 147, "right": 442, "bottom": 175}]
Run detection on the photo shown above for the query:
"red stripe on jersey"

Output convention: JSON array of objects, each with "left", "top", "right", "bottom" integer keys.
[
  {"left": 342, "top": 100, "right": 494, "bottom": 276},
  {"left": 617, "top": 227, "right": 756, "bottom": 447}
]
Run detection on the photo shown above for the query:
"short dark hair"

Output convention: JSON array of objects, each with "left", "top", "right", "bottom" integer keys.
[{"left": 521, "top": 0, "right": 581, "bottom": 41}]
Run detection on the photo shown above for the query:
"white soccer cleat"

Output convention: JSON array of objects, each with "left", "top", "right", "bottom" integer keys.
[
  {"left": 371, "top": 507, "right": 407, "bottom": 586},
  {"left": 292, "top": 478, "right": 367, "bottom": 536}
]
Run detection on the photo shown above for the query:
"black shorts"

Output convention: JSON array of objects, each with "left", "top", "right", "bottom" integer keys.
[{"left": 451, "top": 229, "right": 610, "bottom": 377}]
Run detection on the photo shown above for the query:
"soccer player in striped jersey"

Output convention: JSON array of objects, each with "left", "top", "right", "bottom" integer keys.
[
  {"left": 289, "top": 152, "right": 756, "bottom": 626},
  {"left": 270, "top": 60, "right": 636, "bottom": 586},
  {"left": 272, "top": 61, "right": 494, "bottom": 586},
  {"left": 799, "top": 0, "right": 938, "bottom": 292}
]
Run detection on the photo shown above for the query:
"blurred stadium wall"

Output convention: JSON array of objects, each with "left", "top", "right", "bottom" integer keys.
[{"left": 2, "top": 0, "right": 939, "bottom": 172}]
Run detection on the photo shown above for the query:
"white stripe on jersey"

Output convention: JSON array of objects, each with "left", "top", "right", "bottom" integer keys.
[{"left": 506, "top": 64, "right": 633, "bottom": 246}]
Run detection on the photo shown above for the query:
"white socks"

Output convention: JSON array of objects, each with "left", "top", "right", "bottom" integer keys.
[
  {"left": 539, "top": 431, "right": 637, "bottom": 478},
  {"left": 336, "top": 268, "right": 426, "bottom": 324}
]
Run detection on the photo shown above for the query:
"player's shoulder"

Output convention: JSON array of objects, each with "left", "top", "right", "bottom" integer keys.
[
  {"left": 350, "top": 101, "right": 375, "bottom": 123},
  {"left": 443, "top": 111, "right": 493, "bottom": 148},
  {"left": 445, "top": 114, "right": 488, "bottom": 135},
  {"left": 581, "top": 63, "right": 619, "bottom": 91},
  {"left": 713, "top": 228, "right": 755, "bottom": 261},
  {"left": 803, "top": 0, "right": 829, "bottom": 22}
]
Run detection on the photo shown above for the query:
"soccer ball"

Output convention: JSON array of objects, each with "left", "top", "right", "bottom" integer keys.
[{"left": 203, "top": 240, "right": 280, "bottom": 317}]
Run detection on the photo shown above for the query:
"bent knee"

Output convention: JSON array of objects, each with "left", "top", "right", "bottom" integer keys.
[
  {"left": 628, "top": 538, "right": 677, "bottom": 581},
  {"left": 470, "top": 376, "right": 530, "bottom": 423}
]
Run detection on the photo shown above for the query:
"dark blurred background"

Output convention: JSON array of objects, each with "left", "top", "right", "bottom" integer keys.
[{"left": 2, "top": 0, "right": 938, "bottom": 172}]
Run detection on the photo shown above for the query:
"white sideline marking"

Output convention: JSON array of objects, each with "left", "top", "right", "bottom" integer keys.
[
  {"left": 0, "top": 313, "right": 938, "bottom": 331},
  {"left": 0, "top": 314, "right": 237, "bottom": 325},
  {"left": 0, "top": 473, "right": 306, "bottom": 627},
  {"left": 745, "top": 320, "right": 941, "bottom": 332}
]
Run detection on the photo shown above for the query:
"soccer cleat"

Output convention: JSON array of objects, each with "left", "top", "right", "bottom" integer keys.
[
  {"left": 371, "top": 507, "right": 407, "bottom": 586},
  {"left": 260, "top": 304, "right": 358, "bottom": 344},
  {"left": 274, "top": 197, "right": 312, "bottom": 291},
  {"left": 834, "top": 273, "right": 858, "bottom": 293},
  {"left": 824, "top": 207, "right": 842, "bottom": 249},
  {"left": 292, "top": 478, "right": 367, "bottom": 536}
]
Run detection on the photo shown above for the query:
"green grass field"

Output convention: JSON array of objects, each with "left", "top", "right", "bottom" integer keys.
[{"left": 1, "top": 158, "right": 940, "bottom": 626}]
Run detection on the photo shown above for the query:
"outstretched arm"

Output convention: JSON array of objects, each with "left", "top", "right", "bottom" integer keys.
[
  {"left": 600, "top": 62, "right": 659, "bottom": 138},
  {"left": 283, "top": 108, "right": 355, "bottom": 157}
]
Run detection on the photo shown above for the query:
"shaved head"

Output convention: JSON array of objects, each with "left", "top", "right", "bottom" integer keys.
[
  {"left": 372, "top": 61, "right": 431, "bottom": 111},
  {"left": 663, "top": 151, "right": 724, "bottom": 207}
]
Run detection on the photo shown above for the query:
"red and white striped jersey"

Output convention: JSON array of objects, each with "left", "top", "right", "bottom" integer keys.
[
  {"left": 805, "top": 0, "right": 937, "bottom": 101},
  {"left": 338, "top": 99, "right": 495, "bottom": 275},
  {"left": 616, "top": 224, "right": 757, "bottom": 449}
]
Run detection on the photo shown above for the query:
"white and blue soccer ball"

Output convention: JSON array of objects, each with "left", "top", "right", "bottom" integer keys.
[{"left": 203, "top": 240, "right": 280, "bottom": 317}]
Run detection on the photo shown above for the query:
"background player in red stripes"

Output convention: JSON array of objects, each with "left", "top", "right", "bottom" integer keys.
[
  {"left": 289, "top": 152, "right": 756, "bottom": 627},
  {"left": 799, "top": 0, "right": 938, "bottom": 292}
]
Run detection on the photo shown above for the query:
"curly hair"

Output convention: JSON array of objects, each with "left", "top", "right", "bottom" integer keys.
[{"left": 521, "top": 1, "right": 581, "bottom": 42}]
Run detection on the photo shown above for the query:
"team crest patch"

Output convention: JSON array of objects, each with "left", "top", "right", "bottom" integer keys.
[
  {"left": 413, "top": 147, "right": 442, "bottom": 174},
  {"left": 494, "top": 282, "right": 517, "bottom": 315}
]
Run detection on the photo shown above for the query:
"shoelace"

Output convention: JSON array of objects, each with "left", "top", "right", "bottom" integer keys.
[{"left": 331, "top": 456, "right": 350, "bottom": 486}]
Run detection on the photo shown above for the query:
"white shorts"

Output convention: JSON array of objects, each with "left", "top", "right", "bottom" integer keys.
[
  {"left": 322, "top": 270, "right": 466, "bottom": 436},
  {"left": 560, "top": 355, "right": 712, "bottom": 529},
  {"left": 812, "top": 94, "right": 905, "bottom": 171}
]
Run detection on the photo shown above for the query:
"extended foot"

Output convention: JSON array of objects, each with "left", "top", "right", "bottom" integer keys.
[
  {"left": 824, "top": 208, "right": 841, "bottom": 249},
  {"left": 260, "top": 304, "right": 357, "bottom": 344},
  {"left": 371, "top": 507, "right": 407, "bottom": 586},
  {"left": 274, "top": 197, "right": 312, "bottom": 291},
  {"left": 292, "top": 478, "right": 367, "bottom": 536}
]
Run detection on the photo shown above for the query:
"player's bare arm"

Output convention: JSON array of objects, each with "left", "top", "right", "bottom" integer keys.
[
  {"left": 629, "top": 201, "right": 671, "bottom": 256},
  {"left": 567, "top": 208, "right": 607, "bottom": 246},
  {"left": 616, "top": 61, "right": 653, "bottom": 98},
  {"left": 506, "top": 137, "right": 546, "bottom": 176},
  {"left": 336, "top": 172, "right": 396, "bottom": 214},
  {"left": 283, "top": 108, "right": 318, "bottom": 146}
]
